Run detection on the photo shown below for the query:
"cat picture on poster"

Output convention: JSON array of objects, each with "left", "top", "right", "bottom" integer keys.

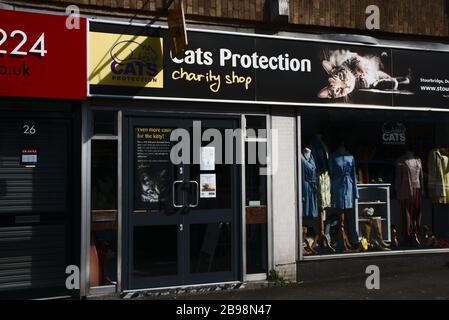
[{"left": 318, "top": 49, "right": 412, "bottom": 101}]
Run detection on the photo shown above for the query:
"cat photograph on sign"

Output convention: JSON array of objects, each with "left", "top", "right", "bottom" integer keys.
[{"left": 318, "top": 49, "right": 412, "bottom": 101}]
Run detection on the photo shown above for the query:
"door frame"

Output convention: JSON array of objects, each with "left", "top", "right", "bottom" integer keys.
[{"left": 121, "top": 111, "right": 243, "bottom": 291}]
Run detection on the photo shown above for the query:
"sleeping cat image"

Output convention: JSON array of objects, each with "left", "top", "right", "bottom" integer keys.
[
  {"left": 318, "top": 50, "right": 410, "bottom": 100},
  {"left": 139, "top": 169, "right": 167, "bottom": 203}
]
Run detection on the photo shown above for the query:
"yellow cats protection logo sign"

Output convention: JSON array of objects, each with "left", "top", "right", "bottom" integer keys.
[{"left": 89, "top": 32, "right": 164, "bottom": 88}]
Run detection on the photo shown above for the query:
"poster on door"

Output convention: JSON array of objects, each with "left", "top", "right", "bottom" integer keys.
[
  {"left": 200, "top": 174, "right": 216, "bottom": 198},
  {"left": 134, "top": 127, "right": 173, "bottom": 211},
  {"left": 200, "top": 146, "right": 215, "bottom": 171}
]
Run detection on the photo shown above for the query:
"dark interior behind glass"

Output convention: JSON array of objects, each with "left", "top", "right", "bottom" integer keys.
[{"left": 300, "top": 108, "right": 449, "bottom": 256}]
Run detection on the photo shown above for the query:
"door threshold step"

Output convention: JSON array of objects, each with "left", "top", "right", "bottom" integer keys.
[{"left": 119, "top": 282, "right": 246, "bottom": 299}]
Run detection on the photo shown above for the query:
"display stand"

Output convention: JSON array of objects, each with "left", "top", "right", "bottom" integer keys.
[{"left": 355, "top": 184, "right": 391, "bottom": 242}]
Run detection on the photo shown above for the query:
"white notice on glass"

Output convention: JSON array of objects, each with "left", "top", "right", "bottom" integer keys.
[
  {"left": 200, "top": 174, "right": 216, "bottom": 198},
  {"left": 200, "top": 146, "right": 215, "bottom": 171}
]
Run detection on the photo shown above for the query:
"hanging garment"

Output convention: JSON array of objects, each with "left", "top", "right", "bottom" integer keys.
[
  {"left": 356, "top": 146, "right": 377, "bottom": 184},
  {"left": 317, "top": 171, "right": 331, "bottom": 209},
  {"left": 395, "top": 155, "right": 423, "bottom": 201},
  {"left": 310, "top": 137, "right": 330, "bottom": 173},
  {"left": 395, "top": 155, "right": 423, "bottom": 238},
  {"left": 311, "top": 137, "right": 331, "bottom": 209},
  {"left": 301, "top": 153, "right": 318, "bottom": 218},
  {"left": 443, "top": 156, "right": 449, "bottom": 204},
  {"left": 329, "top": 152, "right": 359, "bottom": 210},
  {"left": 428, "top": 149, "right": 449, "bottom": 204},
  {"left": 399, "top": 188, "right": 422, "bottom": 238}
]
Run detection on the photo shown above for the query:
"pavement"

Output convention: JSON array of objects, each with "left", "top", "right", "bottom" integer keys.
[
  {"left": 163, "top": 267, "right": 449, "bottom": 300},
  {"left": 88, "top": 264, "right": 449, "bottom": 300}
]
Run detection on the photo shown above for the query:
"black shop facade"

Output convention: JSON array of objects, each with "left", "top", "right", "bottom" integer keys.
[{"left": 82, "top": 19, "right": 449, "bottom": 297}]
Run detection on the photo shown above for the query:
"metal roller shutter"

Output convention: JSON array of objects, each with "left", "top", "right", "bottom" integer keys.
[{"left": 0, "top": 119, "right": 70, "bottom": 293}]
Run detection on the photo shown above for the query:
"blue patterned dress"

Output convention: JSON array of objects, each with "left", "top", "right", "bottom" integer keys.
[
  {"left": 302, "top": 153, "right": 318, "bottom": 218},
  {"left": 329, "top": 152, "right": 359, "bottom": 209}
]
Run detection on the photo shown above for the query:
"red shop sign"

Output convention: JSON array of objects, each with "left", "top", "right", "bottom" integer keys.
[{"left": 0, "top": 9, "right": 86, "bottom": 100}]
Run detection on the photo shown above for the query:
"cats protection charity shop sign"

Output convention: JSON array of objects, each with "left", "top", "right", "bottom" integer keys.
[
  {"left": 0, "top": 9, "right": 87, "bottom": 99},
  {"left": 89, "top": 21, "right": 449, "bottom": 109}
]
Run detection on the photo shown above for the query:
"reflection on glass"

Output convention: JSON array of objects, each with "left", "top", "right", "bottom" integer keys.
[
  {"left": 245, "top": 116, "right": 267, "bottom": 139},
  {"left": 92, "top": 140, "right": 117, "bottom": 210},
  {"left": 90, "top": 140, "right": 118, "bottom": 287},
  {"left": 245, "top": 140, "right": 268, "bottom": 274},
  {"left": 246, "top": 224, "right": 268, "bottom": 274},
  {"left": 189, "top": 127, "right": 232, "bottom": 210},
  {"left": 93, "top": 110, "right": 117, "bottom": 136},
  {"left": 133, "top": 226, "right": 178, "bottom": 277},
  {"left": 245, "top": 165, "right": 267, "bottom": 207},
  {"left": 190, "top": 223, "right": 232, "bottom": 273}
]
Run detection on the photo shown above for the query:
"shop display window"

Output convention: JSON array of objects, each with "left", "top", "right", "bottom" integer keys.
[
  {"left": 300, "top": 108, "right": 449, "bottom": 256},
  {"left": 245, "top": 115, "right": 268, "bottom": 274},
  {"left": 91, "top": 140, "right": 118, "bottom": 286},
  {"left": 93, "top": 110, "right": 118, "bottom": 136}
]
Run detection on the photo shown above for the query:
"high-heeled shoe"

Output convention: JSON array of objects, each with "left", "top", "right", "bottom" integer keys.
[{"left": 371, "top": 217, "right": 390, "bottom": 250}]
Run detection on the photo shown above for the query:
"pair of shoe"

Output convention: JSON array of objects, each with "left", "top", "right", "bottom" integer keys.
[
  {"left": 371, "top": 218, "right": 391, "bottom": 251},
  {"left": 390, "top": 227, "right": 399, "bottom": 248},
  {"left": 360, "top": 218, "right": 391, "bottom": 251},
  {"left": 312, "top": 233, "right": 336, "bottom": 254},
  {"left": 338, "top": 225, "right": 353, "bottom": 252},
  {"left": 409, "top": 234, "right": 421, "bottom": 247}
]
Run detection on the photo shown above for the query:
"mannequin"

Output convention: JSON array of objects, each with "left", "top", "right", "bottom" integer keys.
[
  {"left": 301, "top": 148, "right": 318, "bottom": 219},
  {"left": 395, "top": 150, "right": 423, "bottom": 246},
  {"left": 310, "top": 134, "right": 334, "bottom": 252},
  {"left": 329, "top": 142, "right": 358, "bottom": 252},
  {"left": 301, "top": 148, "right": 318, "bottom": 254},
  {"left": 303, "top": 147, "right": 312, "bottom": 158}
]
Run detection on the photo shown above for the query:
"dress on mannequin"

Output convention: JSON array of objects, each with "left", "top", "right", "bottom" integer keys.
[
  {"left": 301, "top": 149, "right": 318, "bottom": 218},
  {"left": 301, "top": 149, "right": 318, "bottom": 254},
  {"left": 310, "top": 135, "right": 334, "bottom": 252},
  {"left": 329, "top": 150, "right": 358, "bottom": 210},
  {"left": 395, "top": 152, "right": 423, "bottom": 245},
  {"left": 428, "top": 148, "right": 449, "bottom": 204},
  {"left": 310, "top": 135, "right": 329, "bottom": 173},
  {"left": 311, "top": 135, "right": 331, "bottom": 209},
  {"left": 329, "top": 146, "right": 359, "bottom": 251}
]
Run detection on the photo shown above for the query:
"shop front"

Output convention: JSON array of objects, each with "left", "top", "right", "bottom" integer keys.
[
  {"left": 83, "top": 18, "right": 449, "bottom": 296},
  {"left": 0, "top": 9, "right": 86, "bottom": 298},
  {"left": 1, "top": 5, "right": 448, "bottom": 300},
  {"left": 83, "top": 103, "right": 270, "bottom": 296},
  {"left": 83, "top": 21, "right": 272, "bottom": 296}
]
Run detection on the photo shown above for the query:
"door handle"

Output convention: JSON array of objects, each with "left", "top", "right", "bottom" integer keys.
[
  {"left": 189, "top": 180, "right": 199, "bottom": 208},
  {"left": 173, "top": 180, "right": 184, "bottom": 208}
]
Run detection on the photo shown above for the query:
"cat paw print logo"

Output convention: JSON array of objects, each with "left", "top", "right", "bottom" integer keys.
[
  {"left": 382, "top": 122, "right": 406, "bottom": 145},
  {"left": 109, "top": 40, "right": 161, "bottom": 81}
]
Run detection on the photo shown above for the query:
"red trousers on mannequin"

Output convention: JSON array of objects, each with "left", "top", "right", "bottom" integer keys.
[{"left": 399, "top": 188, "right": 422, "bottom": 239}]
